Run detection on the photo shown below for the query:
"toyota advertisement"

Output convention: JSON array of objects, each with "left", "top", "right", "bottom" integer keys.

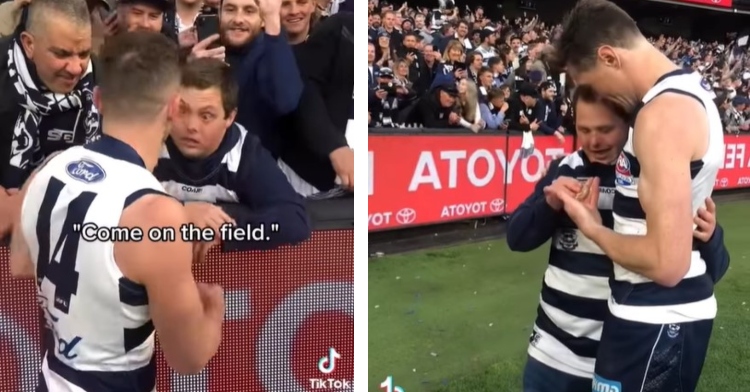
[
  {"left": 369, "top": 133, "right": 750, "bottom": 232},
  {"left": 368, "top": 134, "right": 574, "bottom": 231}
]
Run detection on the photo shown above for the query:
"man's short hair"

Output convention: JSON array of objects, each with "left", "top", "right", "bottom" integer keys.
[
  {"left": 26, "top": 0, "right": 91, "bottom": 35},
  {"left": 552, "top": 0, "right": 640, "bottom": 72},
  {"left": 98, "top": 31, "right": 181, "bottom": 121},
  {"left": 487, "top": 87, "right": 505, "bottom": 101},
  {"left": 572, "top": 84, "right": 629, "bottom": 123},
  {"left": 180, "top": 58, "right": 238, "bottom": 118}
]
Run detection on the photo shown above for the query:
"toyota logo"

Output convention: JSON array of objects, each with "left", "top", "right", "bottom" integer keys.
[
  {"left": 489, "top": 198, "right": 505, "bottom": 213},
  {"left": 720, "top": 178, "right": 729, "bottom": 188},
  {"left": 396, "top": 208, "right": 417, "bottom": 224}
]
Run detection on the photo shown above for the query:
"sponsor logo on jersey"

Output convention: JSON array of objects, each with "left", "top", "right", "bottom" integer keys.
[
  {"left": 592, "top": 374, "right": 622, "bottom": 392},
  {"left": 66, "top": 159, "right": 106, "bottom": 183},
  {"left": 615, "top": 152, "right": 633, "bottom": 186},
  {"left": 667, "top": 323, "right": 681, "bottom": 338},
  {"left": 700, "top": 78, "right": 712, "bottom": 92}
]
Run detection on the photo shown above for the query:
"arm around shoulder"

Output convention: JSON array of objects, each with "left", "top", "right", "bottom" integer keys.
[{"left": 116, "top": 194, "right": 223, "bottom": 375}]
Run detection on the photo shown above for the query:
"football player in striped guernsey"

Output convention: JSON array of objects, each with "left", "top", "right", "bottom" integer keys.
[
  {"left": 506, "top": 84, "right": 729, "bottom": 392},
  {"left": 550, "top": 0, "right": 727, "bottom": 390}
]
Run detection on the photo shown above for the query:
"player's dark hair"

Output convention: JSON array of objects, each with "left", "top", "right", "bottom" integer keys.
[
  {"left": 180, "top": 58, "right": 238, "bottom": 118},
  {"left": 98, "top": 31, "right": 181, "bottom": 121},
  {"left": 552, "top": 0, "right": 641, "bottom": 72},
  {"left": 572, "top": 84, "right": 629, "bottom": 123}
]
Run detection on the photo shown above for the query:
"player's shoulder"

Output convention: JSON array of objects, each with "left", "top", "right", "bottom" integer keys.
[{"left": 121, "top": 191, "right": 186, "bottom": 230}]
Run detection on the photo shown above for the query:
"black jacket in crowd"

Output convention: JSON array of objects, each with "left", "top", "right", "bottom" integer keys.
[
  {"left": 506, "top": 95, "right": 546, "bottom": 132},
  {"left": 0, "top": 35, "right": 92, "bottom": 188},
  {"left": 279, "top": 12, "right": 354, "bottom": 192},
  {"left": 405, "top": 89, "right": 458, "bottom": 128}
]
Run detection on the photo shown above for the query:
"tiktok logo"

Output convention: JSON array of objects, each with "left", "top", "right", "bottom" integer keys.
[
  {"left": 318, "top": 347, "right": 340, "bottom": 374},
  {"left": 380, "top": 376, "right": 405, "bottom": 392},
  {"left": 310, "top": 347, "right": 352, "bottom": 389}
]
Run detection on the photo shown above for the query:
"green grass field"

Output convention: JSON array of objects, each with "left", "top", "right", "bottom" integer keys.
[{"left": 369, "top": 199, "right": 750, "bottom": 392}]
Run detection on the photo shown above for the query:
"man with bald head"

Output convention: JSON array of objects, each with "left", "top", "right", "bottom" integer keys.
[{"left": 0, "top": 0, "right": 100, "bottom": 238}]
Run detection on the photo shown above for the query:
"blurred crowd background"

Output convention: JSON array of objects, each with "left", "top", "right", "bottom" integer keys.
[{"left": 367, "top": 0, "right": 750, "bottom": 135}]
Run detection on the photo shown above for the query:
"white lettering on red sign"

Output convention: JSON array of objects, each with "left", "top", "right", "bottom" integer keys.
[
  {"left": 368, "top": 212, "right": 393, "bottom": 226},
  {"left": 440, "top": 202, "right": 487, "bottom": 218},
  {"left": 408, "top": 147, "right": 565, "bottom": 191},
  {"left": 368, "top": 151, "right": 375, "bottom": 196},
  {"left": 723, "top": 143, "right": 748, "bottom": 169}
]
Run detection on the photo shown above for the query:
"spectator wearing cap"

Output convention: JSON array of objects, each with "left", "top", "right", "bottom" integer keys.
[
  {"left": 369, "top": 67, "right": 402, "bottom": 127},
  {"left": 401, "top": 17, "right": 413, "bottom": 33},
  {"left": 507, "top": 83, "right": 545, "bottom": 133},
  {"left": 537, "top": 81, "right": 565, "bottom": 143},
  {"left": 480, "top": 87, "right": 510, "bottom": 131},
  {"left": 475, "top": 29, "right": 497, "bottom": 65},
  {"left": 726, "top": 96, "right": 749, "bottom": 133},
  {"left": 404, "top": 82, "right": 461, "bottom": 128},
  {"left": 374, "top": 29, "right": 393, "bottom": 68}
]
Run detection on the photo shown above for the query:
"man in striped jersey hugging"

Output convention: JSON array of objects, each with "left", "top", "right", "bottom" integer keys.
[{"left": 505, "top": 85, "right": 730, "bottom": 392}]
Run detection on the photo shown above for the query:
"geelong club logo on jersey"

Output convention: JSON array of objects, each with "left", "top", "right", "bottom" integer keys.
[
  {"left": 66, "top": 159, "right": 106, "bottom": 183},
  {"left": 615, "top": 152, "right": 633, "bottom": 186},
  {"left": 558, "top": 229, "right": 578, "bottom": 251}
]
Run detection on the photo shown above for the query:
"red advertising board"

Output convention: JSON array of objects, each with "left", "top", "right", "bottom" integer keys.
[
  {"left": 674, "top": 0, "right": 732, "bottom": 8},
  {"left": 0, "top": 230, "right": 354, "bottom": 392},
  {"left": 715, "top": 134, "right": 750, "bottom": 189},
  {"left": 368, "top": 134, "right": 574, "bottom": 231}
]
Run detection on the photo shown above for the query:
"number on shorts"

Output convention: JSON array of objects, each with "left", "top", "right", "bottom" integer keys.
[{"left": 35, "top": 176, "right": 97, "bottom": 315}]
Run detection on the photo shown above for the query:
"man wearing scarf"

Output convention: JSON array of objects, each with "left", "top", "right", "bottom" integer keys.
[{"left": 0, "top": 0, "right": 100, "bottom": 236}]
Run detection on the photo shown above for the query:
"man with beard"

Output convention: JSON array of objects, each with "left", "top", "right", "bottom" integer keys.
[
  {"left": 0, "top": 0, "right": 100, "bottom": 237},
  {"left": 192, "top": 0, "right": 301, "bottom": 159}
]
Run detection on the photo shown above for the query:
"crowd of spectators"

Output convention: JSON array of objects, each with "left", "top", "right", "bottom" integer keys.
[
  {"left": 0, "top": 0, "right": 354, "bottom": 251},
  {"left": 367, "top": 0, "right": 750, "bottom": 135}
]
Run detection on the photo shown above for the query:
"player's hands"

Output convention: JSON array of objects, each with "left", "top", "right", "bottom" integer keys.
[
  {"left": 330, "top": 146, "right": 354, "bottom": 191},
  {"left": 185, "top": 201, "right": 235, "bottom": 235},
  {"left": 543, "top": 176, "right": 580, "bottom": 211},
  {"left": 554, "top": 177, "right": 603, "bottom": 235},
  {"left": 197, "top": 282, "right": 225, "bottom": 320},
  {"left": 693, "top": 197, "right": 716, "bottom": 242},
  {"left": 189, "top": 34, "right": 226, "bottom": 62}
]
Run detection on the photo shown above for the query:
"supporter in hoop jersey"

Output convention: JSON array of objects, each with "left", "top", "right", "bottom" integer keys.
[
  {"left": 551, "top": 1, "right": 727, "bottom": 389},
  {"left": 507, "top": 85, "right": 729, "bottom": 392},
  {"left": 155, "top": 58, "right": 310, "bottom": 250},
  {"left": 10, "top": 32, "right": 224, "bottom": 391}
]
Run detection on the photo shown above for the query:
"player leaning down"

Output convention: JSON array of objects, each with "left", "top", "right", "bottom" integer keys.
[
  {"left": 506, "top": 84, "right": 730, "bottom": 392},
  {"left": 9, "top": 32, "right": 224, "bottom": 391}
]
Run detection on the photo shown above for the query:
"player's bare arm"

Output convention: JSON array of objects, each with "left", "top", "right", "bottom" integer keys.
[
  {"left": 115, "top": 194, "right": 224, "bottom": 374},
  {"left": 9, "top": 151, "right": 63, "bottom": 279},
  {"left": 588, "top": 94, "right": 705, "bottom": 286}
]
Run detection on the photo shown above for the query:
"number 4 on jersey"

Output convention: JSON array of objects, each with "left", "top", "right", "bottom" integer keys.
[{"left": 35, "top": 177, "right": 97, "bottom": 315}]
